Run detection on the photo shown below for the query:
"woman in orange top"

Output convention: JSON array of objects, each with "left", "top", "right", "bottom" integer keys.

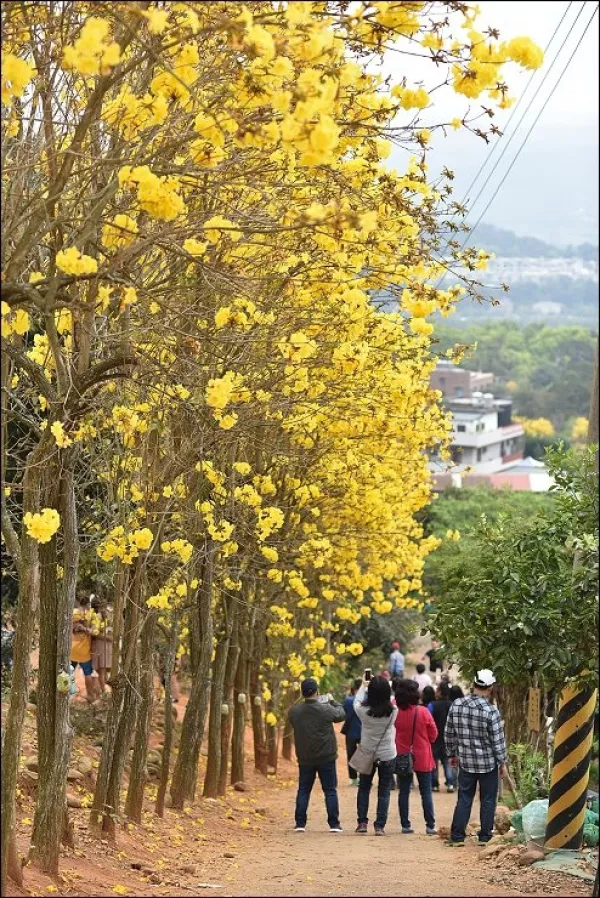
[{"left": 71, "top": 594, "right": 100, "bottom": 701}]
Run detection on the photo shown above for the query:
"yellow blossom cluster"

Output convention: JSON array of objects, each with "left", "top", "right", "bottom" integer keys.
[{"left": 23, "top": 508, "right": 61, "bottom": 544}]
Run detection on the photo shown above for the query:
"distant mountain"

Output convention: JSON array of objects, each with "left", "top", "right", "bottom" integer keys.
[
  {"left": 374, "top": 224, "right": 598, "bottom": 328},
  {"left": 436, "top": 225, "right": 598, "bottom": 328},
  {"left": 472, "top": 223, "right": 598, "bottom": 262}
]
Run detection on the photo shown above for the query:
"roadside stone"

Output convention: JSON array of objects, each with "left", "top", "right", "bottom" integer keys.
[
  {"left": 67, "top": 768, "right": 84, "bottom": 782},
  {"left": 517, "top": 847, "right": 545, "bottom": 866},
  {"left": 66, "top": 795, "right": 83, "bottom": 809},
  {"left": 233, "top": 782, "right": 246, "bottom": 792},
  {"left": 76, "top": 756, "right": 93, "bottom": 775},
  {"left": 182, "top": 864, "right": 198, "bottom": 874},
  {"left": 223, "top": 852, "right": 235, "bottom": 859},
  {"left": 25, "top": 756, "right": 39, "bottom": 772},
  {"left": 494, "top": 809, "right": 512, "bottom": 834},
  {"left": 478, "top": 843, "right": 504, "bottom": 860},
  {"left": 254, "top": 806, "right": 268, "bottom": 816}
]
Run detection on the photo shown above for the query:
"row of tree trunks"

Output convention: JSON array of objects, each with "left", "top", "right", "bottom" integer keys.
[
  {"left": 218, "top": 612, "right": 241, "bottom": 796},
  {"left": 90, "top": 559, "right": 142, "bottom": 839},
  {"left": 231, "top": 606, "right": 251, "bottom": 785},
  {"left": 250, "top": 657, "right": 268, "bottom": 777},
  {"left": 124, "top": 611, "right": 156, "bottom": 822},
  {"left": 156, "top": 619, "right": 178, "bottom": 817},
  {"left": 170, "top": 543, "right": 214, "bottom": 809}
]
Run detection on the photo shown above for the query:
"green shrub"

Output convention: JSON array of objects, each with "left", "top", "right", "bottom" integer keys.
[{"left": 509, "top": 742, "right": 549, "bottom": 806}]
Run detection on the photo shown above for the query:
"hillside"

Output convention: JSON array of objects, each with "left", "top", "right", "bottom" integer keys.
[{"left": 439, "top": 225, "right": 598, "bottom": 328}]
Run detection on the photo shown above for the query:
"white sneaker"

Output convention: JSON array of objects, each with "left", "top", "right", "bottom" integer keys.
[
  {"left": 329, "top": 826, "right": 343, "bottom": 833},
  {"left": 294, "top": 826, "right": 306, "bottom": 832}
]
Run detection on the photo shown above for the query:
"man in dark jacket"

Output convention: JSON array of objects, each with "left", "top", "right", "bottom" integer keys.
[
  {"left": 288, "top": 677, "right": 346, "bottom": 832},
  {"left": 343, "top": 678, "right": 363, "bottom": 785},
  {"left": 431, "top": 681, "right": 454, "bottom": 792}
]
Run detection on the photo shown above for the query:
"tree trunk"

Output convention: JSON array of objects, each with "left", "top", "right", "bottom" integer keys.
[
  {"left": 170, "top": 544, "right": 214, "bottom": 809},
  {"left": 156, "top": 620, "right": 178, "bottom": 818},
  {"left": 91, "top": 558, "right": 141, "bottom": 839},
  {"left": 497, "top": 684, "right": 529, "bottom": 747},
  {"left": 231, "top": 625, "right": 249, "bottom": 785},
  {"left": 90, "top": 567, "right": 129, "bottom": 835},
  {"left": 7, "top": 824, "right": 23, "bottom": 887},
  {"left": 203, "top": 634, "right": 229, "bottom": 798},
  {"left": 250, "top": 661, "right": 268, "bottom": 776},
  {"left": 32, "top": 462, "right": 79, "bottom": 874},
  {"left": 124, "top": 612, "right": 156, "bottom": 822},
  {"left": 282, "top": 721, "right": 294, "bottom": 762},
  {"left": 218, "top": 620, "right": 240, "bottom": 796},
  {"left": 0, "top": 443, "right": 43, "bottom": 894}
]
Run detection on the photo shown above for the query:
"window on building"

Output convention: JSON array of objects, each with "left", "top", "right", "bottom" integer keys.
[
  {"left": 477, "top": 448, "right": 484, "bottom": 462},
  {"left": 456, "top": 424, "right": 466, "bottom": 433},
  {"left": 455, "top": 387, "right": 464, "bottom": 398},
  {"left": 439, "top": 376, "right": 446, "bottom": 385}
]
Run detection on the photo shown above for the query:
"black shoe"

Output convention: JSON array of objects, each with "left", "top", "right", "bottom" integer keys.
[{"left": 355, "top": 823, "right": 368, "bottom": 833}]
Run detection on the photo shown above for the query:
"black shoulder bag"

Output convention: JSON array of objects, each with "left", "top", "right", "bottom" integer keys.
[{"left": 395, "top": 707, "right": 418, "bottom": 778}]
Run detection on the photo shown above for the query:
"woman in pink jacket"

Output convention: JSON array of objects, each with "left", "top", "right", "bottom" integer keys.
[{"left": 393, "top": 678, "right": 438, "bottom": 835}]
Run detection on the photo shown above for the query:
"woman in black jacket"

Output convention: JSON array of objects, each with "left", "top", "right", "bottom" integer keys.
[{"left": 431, "top": 682, "right": 454, "bottom": 792}]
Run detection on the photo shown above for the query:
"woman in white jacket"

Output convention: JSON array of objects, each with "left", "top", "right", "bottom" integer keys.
[{"left": 354, "top": 675, "right": 398, "bottom": 835}]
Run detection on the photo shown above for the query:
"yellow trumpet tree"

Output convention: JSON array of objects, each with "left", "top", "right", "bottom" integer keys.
[{"left": 1, "top": 0, "right": 542, "bottom": 882}]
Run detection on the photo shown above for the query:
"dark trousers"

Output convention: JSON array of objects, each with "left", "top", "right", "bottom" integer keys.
[
  {"left": 450, "top": 767, "right": 499, "bottom": 843},
  {"left": 295, "top": 761, "right": 340, "bottom": 829},
  {"left": 357, "top": 759, "right": 395, "bottom": 828},
  {"left": 432, "top": 744, "right": 455, "bottom": 788},
  {"left": 398, "top": 770, "right": 435, "bottom": 829},
  {"left": 345, "top": 736, "right": 360, "bottom": 779}
]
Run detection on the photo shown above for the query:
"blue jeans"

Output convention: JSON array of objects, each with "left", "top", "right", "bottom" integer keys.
[
  {"left": 450, "top": 767, "right": 499, "bottom": 843},
  {"left": 432, "top": 745, "right": 455, "bottom": 789},
  {"left": 398, "top": 770, "right": 435, "bottom": 829},
  {"left": 357, "top": 759, "right": 395, "bottom": 828},
  {"left": 295, "top": 761, "right": 340, "bottom": 829}
]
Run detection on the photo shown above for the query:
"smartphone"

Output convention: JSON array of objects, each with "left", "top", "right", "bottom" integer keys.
[{"left": 364, "top": 668, "right": 372, "bottom": 681}]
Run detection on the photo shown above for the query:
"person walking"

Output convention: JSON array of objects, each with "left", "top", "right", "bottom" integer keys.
[
  {"left": 394, "top": 678, "right": 438, "bottom": 835},
  {"left": 421, "top": 685, "right": 435, "bottom": 713},
  {"left": 353, "top": 675, "right": 397, "bottom": 835},
  {"left": 343, "top": 678, "right": 362, "bottom": 786},
  {"left": 91, "top": 597, "right": 112, "bottom": 694},
  {"left": 444, "top": 669, "right": 508, "bottom": 847},
  {"left": 288, "top": 677, "right": 346, "bottom": 833},
  {"left": 431, "top": 682, "right": 455, "bottom": 793},
  {"left": 412, "top": 663, "right": 433, "bottom": 693},
  {"left": 388, "top": 641, "right": 404, "bottom": 678},
  {"left": 424, "top": 638, "right": 445, "bottom": 684},
  {"left": 71, "top": 593, "right": 100, "bottom": 702}
]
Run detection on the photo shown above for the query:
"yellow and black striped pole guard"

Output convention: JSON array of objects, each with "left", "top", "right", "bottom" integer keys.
[{"left": 544, "top": 683, "right": 597, "bottom": 849}]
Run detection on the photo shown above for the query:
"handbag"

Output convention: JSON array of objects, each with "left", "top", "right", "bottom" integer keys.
[
  {"left": 349, "top": 715, "right": 394, "bottom": 777},
  {"left": 395, "top": 707, "right": 418, "bottom": 778}
]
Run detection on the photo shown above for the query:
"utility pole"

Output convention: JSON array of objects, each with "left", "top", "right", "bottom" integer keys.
[{"left": 544, "top": 341, "right": 598, "bottom": 852}]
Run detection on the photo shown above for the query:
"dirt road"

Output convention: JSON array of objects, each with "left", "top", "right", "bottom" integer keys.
[{"left": 218, "top": 776, "right": 582, "bottom": 898}]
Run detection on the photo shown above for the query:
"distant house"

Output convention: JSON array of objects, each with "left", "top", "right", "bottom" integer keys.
[{"left": 430, "top": 362, "right": 552, "bottom": 492}]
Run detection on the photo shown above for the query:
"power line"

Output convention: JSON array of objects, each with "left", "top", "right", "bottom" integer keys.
[
  {"left": 461, "top": 1, "right": 599, "bottom": 252},
  {"left": 458, "top": 1, "right": 575, "bottom": 207},
  {"left": 463, "top": 1, "right": 586, "bottom": 220}
]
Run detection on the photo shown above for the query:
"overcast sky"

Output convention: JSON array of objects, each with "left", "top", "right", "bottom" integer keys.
[{"left": 382, "top": 1, "right": 599, "bottom": 245}]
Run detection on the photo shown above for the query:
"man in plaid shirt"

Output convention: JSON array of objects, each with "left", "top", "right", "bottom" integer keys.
[{"left": 444, "top": 669, "right": 507, "bottom": 846}]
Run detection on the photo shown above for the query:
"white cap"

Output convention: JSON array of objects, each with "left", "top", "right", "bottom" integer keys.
[{"left": 474, "top": 669, "right": 496, "bottom": 687}]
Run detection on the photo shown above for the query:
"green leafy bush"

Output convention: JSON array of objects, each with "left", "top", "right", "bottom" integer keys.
[{"left": 509, "top": 742, "right": 549, "bottom": 806}]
